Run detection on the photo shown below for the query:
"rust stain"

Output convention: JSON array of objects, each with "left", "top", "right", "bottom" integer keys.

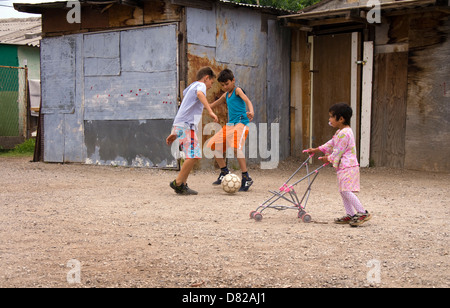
[
  {"left": 187, "top": 53, "right": 228, "bottom": 160},
  {"left": 217, "top": 27, "right": 227, "bottom": 42}
]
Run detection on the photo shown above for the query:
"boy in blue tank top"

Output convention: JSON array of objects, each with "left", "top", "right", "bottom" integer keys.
[{"left": 207, "top": 69, "right": 255, "bottom": 191}]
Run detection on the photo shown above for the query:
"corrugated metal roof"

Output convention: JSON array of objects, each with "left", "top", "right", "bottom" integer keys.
[
  {"left": 219, "top": 0, "right": 293, "bottom": 14},
  {"left": 0, "top": 17, "right": 41, "bottom": 47},
  {"left": 14, "top": 0, "right": 292, "bottom": 16},
  {"left": 279, "top": 0, "right": 439, "bottom": 20}
]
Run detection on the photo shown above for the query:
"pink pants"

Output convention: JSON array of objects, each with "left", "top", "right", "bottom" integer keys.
[{"left": 340, "top": 191, "right": 366, "bottom": 216}]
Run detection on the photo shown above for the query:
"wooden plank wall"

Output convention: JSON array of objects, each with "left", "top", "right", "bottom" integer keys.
[
  {"left": 290, "top": 30, "right": 311, "bottom": 156},
  {"left": 371, "top": 51, "right": 408, "bottom": 168},
  {"left": 41, "top": 1, "right": 183, "bottom": 36},
  {"left": 371, "top": 11, "right": 450, "bottom": 172},
  {"left": 405, "top": 11, "right": 450, "bottom": 172}
]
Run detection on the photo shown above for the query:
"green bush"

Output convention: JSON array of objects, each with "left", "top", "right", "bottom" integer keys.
[{"left": 0, "top": 138, "right": 35, "bottom": 157}]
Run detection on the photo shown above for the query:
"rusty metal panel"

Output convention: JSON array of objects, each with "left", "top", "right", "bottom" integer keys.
[
  {"left": 121, "top": 25, "right": 178, "bottom": 73},
  {"left": 84, "top": 32, "right": 121, "bottom": 77},
  {"left": 84, "top": 32, "right": 120, "bottom": 58},
  {"left": 65, "top": 33, "right": 86, "bottom": 163},
  {"left": 41, "top": 35, "right": 79, "bottom": 163},
  {"left": 228, "top": 64, "right": 267, "bottom": 125},
  {"left": 84, "top": 119, "right": 177, "bottom": 168},
  {"left": 40, "top": 36, "right": 76, "bottom": 114},
  {"left": 41, "top": 24, "right": 179, "bottom": 167},
  {"left": 84, "top": 58, "right": 121, "bottom": 77},
  {"left": 185, "top": 5, "right": 268, "bottom": 123},
  {"left": 267, "top": 19, "right": 291, "bottom": 160},
  {"left": 216, "top": 6, "right": 266, "bottom": 67},
  {"left": 84, "top": 25, "right": 178, "bottom": 121},
  {"left": 185, "top": 4, "right": 292, "bottom": 166},
  {"left": 186, "top": 5, "right": 269, "bottom": 127},
  {"left": 84, "top": 71, "right": 178, "bottom": 121},
  {"left": 43, "top": 113, "right": 64, "bottom": 163},
  {"left": 83, "top": 24, "right": 179, "bottom": 168},
  {"left": 186, "top": 7, "right": 216, "bottom": 47},
  {"left": 41, "top": 34, "right": 85, "bottom": 163}
]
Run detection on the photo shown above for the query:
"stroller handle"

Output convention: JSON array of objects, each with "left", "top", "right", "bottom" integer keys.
[
  {"left": 318, "top": 156, "right": 331, "bottom": 166},
  {"left": 302, "top": 149, "right": 315, "bottom": 158}
]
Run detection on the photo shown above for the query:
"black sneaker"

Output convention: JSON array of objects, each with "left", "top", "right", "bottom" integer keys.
[
  {"left": 212, "top": 171, "right": 230, "bottom": 185},
  {"left": 170, "top": 180, "right": 184, "bottom": 194},
  {"left": 239, "top": 176, "right": 253, "bottom": 192},
  {"left": 180, "top": 183, "right": 198, "bottom": 195},
  {"left": 170, "top": 180, "right": 198, "bottom": 195}
]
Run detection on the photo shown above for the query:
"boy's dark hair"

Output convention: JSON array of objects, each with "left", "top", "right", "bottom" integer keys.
[
  {"left": 217, "top": 69, "right": 235, "bottom": 83},
  {"left": 329, "top": 103, "right": 352, "bottom": 126},
  {"left": 197, "top": 67, "right": 216, "bottom": 81}
]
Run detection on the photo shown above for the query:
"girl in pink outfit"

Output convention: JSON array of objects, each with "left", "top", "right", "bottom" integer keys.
[{"left": 306, "top": 103, "right": 371, "bottom": 227}]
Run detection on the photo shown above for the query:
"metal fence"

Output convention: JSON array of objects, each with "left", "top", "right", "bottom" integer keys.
[{"left": 0, "top": 65, "right": 28, "bottom": 148}]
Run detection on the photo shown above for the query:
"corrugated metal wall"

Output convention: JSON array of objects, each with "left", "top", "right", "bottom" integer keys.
[
  {"left": 186, "top": 4, "right": 291, "bottom": 168},
  {"left": 41, "top": 24, "right": 179, "bottom": 168},
  {"left": 39, "top": 2, "right": 291, "bottom": 169}
]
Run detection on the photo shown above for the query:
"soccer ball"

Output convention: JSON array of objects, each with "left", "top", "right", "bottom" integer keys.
[{"left": 222, "top": 173, "right": 241, "bottom": 194}]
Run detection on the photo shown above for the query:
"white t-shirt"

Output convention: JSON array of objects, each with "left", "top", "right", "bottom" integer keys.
[{"left": 173, "top": 81, "right": 207, "bottom": 128}]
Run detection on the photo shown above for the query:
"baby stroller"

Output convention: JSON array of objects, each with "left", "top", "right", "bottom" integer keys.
[{"left": 250, "top": 151, "right": 329, "bottom": 222}]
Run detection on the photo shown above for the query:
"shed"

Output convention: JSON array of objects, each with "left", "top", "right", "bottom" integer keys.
[
  {"left": 0, "top": 17, "right": 41, "bottom": 149},
  {"left": 14, "top": 0, "right": 292, "bottom": 169},
  {"left": 281, "top": 0, "right": 449, "bottom": 172}
]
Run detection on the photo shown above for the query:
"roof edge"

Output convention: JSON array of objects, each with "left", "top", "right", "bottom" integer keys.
[
  {"left": 14, "top": 0, "right": 293, "bottom": 15},
  {"left": 278, "top": 0, "right": 440, "bottom": 19}
]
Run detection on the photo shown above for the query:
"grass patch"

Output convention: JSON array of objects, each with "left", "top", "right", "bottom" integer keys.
[{"left": 0, "top": 138, "right": 35, "bottom": 157}]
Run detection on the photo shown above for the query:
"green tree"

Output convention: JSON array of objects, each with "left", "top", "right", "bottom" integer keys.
[{"left": 230, "top": 0, "right": 320, "bottom": 11}]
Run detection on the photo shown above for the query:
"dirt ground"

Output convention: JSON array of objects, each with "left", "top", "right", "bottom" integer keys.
[{"left": 0, "top": 156, "right": 449, "bottom": 288}]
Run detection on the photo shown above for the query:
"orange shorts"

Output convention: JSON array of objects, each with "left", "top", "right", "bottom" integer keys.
[{"left": 207, "top": 123, "right": 249, "bottom": 153}]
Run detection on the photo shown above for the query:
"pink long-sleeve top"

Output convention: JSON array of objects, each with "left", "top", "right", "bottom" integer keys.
[{"left": 318, "top": 127, "right": 359, "bottom": 170}]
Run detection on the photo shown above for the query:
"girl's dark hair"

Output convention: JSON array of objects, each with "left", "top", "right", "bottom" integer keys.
[
  {"left": 217, "top": 69, "right": 235, "bottom": 83},
  {"left": 329, "top": 103, "right": 352, "bottom": 126}
]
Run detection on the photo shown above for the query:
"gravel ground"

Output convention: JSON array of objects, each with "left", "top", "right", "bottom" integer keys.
[{"left": 0, "top": 156, "right": 449, "bottom": 288}]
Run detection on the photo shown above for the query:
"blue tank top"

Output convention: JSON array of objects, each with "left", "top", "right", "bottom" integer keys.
[{"left": 226, "top": 87, "right": 249, "bottom": 125}]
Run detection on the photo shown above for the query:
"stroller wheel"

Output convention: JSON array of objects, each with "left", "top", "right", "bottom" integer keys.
[
  {"left": 254, "top": 213, "right": 263, "bottom": 222},
  {"left": 302, "top": 214, "right": 312, "bottom": 223},
  {"left": 298, "top": 210, "right": 306, "bottom": 219}
]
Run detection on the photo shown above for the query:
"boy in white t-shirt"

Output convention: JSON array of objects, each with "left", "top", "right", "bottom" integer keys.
[{"left": 166, "top": 67, "right": 218, "bottom": 195}]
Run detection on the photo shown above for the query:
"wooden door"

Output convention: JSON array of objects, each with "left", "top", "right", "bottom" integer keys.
[{"left": 311, "top": 33, "right": 355, "bottom": 149}]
